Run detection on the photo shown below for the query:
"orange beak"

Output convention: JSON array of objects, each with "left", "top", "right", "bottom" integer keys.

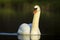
[{"left": 33, "top": 8, "right": 37, "bottom": 14}]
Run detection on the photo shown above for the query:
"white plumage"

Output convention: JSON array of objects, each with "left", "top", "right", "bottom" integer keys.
[
  {"left": 17, "top": 23, "right": 30, "bottom": 34},
  {"left": 17, "top": 5, "right": 41, "bottom": 40},
  {"left": 17, "top": 23, "right": 31, "bottom": 40}
]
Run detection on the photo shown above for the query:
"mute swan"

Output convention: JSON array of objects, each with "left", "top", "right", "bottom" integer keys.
[
  {"left": 17, "top": 5, "right": 41, "bottom": 40},
  {"left": 31, "top": 5, "right": 41, "bottom": 39}
]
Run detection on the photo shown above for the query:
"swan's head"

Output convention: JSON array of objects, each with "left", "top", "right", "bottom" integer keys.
[{"left": 33, "top": 5, "right": 41, "bottom": 14}]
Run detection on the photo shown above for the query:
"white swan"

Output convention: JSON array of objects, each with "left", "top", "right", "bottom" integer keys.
[
  {"left": 31, "top": 5, "right": 41, "bottom": 40},
  {"left": 17, "top": 5, "right": 41, "bottom": 40}
]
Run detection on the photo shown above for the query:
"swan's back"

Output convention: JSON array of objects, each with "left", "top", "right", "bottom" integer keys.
[
  {"left": 17, "top": 23, "right": 30, "bottom": 34},
  {"left": 17, "top": 23, "right": 31, "bottom": 40}
]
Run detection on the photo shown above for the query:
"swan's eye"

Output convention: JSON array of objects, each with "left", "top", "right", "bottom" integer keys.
[{"left": 34, "top": 8, "right": 37, "bottom": 10}]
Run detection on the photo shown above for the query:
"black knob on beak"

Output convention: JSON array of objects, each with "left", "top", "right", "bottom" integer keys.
[{"left": 34, "top": 8, "right": 37, "bottom": 10}]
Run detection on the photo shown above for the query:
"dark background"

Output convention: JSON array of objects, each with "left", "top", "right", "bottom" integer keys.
[{"left": 0, "top": 0, "right": 60, "bottom": 40}]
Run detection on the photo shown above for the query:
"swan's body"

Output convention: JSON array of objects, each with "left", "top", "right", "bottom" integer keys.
[
  {"left": 17, "top": 23, "right": 31, "bottom": 34},
  {"left": 17, "top": 5, "right": 41, "bottom": 40},
  {"left": 17, "top": 23, "right": 31, "bottom": 40}
]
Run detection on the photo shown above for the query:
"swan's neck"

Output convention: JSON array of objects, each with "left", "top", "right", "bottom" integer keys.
[{"left": 32, "top": 11, "right": 40, "bottom": 29}]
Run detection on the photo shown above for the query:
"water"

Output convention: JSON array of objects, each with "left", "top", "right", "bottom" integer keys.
[
  {"left": 18, "top": 34, "right": 41, "bottom": 40},
  {"left": 0, "top": 35, "right": 55, "bottom": 40}
]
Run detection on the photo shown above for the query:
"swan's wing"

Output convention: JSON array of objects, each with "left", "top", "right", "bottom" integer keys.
[
  {"left": 17, "top": 23, "right": 30, "bottom": 40},
  {"left": 17, "top": 23, "right": 30, "bottom": 34}
]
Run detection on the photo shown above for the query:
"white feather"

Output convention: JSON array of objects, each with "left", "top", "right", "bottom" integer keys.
[
  {"left": 17, "top": 23, "right": 30, "bottom": 34},
  {"left": 17, "top": 23, "right": 30, "bottom": 40}
]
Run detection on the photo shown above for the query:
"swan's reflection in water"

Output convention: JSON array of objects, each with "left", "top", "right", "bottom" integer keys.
[
  {"left": 31, "top": 34, "right": 41, "bottom": 40},
  {"left": 18, "top": 34, "right": 30, "bottom": 40},
  {"left": 18, "top": 34, "right": 41, "bottom": 40}
]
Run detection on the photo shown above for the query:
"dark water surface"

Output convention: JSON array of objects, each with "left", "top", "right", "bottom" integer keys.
[{"left": 0, "top": 35, "right": 56, "bottom": 40}]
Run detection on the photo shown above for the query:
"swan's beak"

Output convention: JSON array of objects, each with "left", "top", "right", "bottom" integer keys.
[{"left": 33, "top": 8, "right": 37, "bottom": 14}]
